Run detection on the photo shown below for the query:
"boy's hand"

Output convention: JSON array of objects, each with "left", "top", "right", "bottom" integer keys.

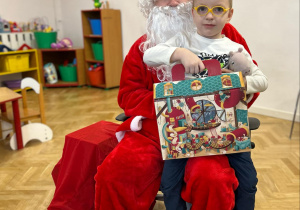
[{"left": 171, "top": 48, "right": 205, "bottom": 74}]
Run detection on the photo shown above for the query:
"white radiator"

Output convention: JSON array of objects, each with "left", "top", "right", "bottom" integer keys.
[{"left": 0, "top": 32, "right": 37, "bottom": 50}]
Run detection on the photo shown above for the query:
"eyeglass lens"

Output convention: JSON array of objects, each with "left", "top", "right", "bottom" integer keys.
[{"left": 197, "top": 6, "right": 225, "bottom": 16}]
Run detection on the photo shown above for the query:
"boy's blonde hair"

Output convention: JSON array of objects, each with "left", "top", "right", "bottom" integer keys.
[{"left": 193, "top": 0, "right": 233, "bottom": 8}]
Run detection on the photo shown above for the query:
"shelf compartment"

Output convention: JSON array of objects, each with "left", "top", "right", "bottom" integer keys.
[
  {"left": 0, "top": 49, "right": 41, "bottom": 90},
  {"left": 38, "top": 48, "right": 85, "bottom": 87},
  {"left": 83, "top": 37, "right": 103, "bottom": 61},
  {"left": 81, "top": 10, "right": 102, "bottom": 36}
]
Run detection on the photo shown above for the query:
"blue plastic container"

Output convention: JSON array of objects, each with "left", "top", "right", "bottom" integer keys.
[{"left": 89, "top": 19, "right": 102, "bottom": 35}]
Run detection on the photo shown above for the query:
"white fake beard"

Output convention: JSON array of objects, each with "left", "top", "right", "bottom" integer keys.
[
  {"left": 141, "top": 2, "right": 195, "bottom": 51},
  {"left": 140, "top": 2, "right": 196, "bottom": 81}
]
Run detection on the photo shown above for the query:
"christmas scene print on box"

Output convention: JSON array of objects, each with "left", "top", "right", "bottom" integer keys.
[{"left": 153, "top": 72, "right": 251, "bottom": 160}]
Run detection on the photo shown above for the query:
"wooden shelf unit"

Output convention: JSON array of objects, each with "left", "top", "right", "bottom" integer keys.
[
  {"left": 37, "top": 48, "right": 86, "bottom": 88},
  {"left": 81, "top": 9, "right": 123, "bottom": 89},
  {"left": 0, "top": 49, "right": 41, "bottom": 92}
]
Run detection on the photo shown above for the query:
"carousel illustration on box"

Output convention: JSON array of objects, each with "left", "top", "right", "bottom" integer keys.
[{"left": 154, "top": 72, "right": 251, "bottom": 160}]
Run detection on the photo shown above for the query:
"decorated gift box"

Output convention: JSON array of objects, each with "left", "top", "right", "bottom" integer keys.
[{"left": 153, "top": 60, "right": 251, "bottom": 160}]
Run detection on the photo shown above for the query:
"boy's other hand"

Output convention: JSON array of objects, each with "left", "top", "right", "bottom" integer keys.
[{"left": 171, "top": 48, "right": 205, "bottom": 74}]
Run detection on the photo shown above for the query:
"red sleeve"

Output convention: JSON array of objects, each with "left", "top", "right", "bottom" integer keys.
[
  {"left": 117, "top": 35, "right": 158, "bottom": 119},
  {"left": 222, "top": 23, "right": 259, "bottom": 108}
]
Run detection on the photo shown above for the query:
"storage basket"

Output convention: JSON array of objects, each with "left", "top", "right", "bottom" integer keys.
[
  {"left": 89, "top": 19, "right": 102, "bottom": 35},
  {"left": 88, "top": 66, "right": 104, "bottom": 86},
  {"left": 91, "top": 41, "right": 104, "bottom": 61},
  {"left": 34, "top": 31, "right": 57, "bottom": 49},
  {"left": 58, "top": 65, "right": 77, "bottom": 82},
  {"left": 3, "top": 79, "right": 22, "bottom": 89},
  {"left": 0, "top": 54, "right": 30, "bottom": 72}
]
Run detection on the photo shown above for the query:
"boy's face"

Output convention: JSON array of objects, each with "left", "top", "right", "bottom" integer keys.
[{"left": 192, "top": 0, "right": 233, "bottom": 39}]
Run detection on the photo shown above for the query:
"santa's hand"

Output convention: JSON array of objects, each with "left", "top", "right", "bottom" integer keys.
[
  {"left": 171, "top": 48, "right": 205, "bottom": 74},
  {"left": 221, "top": 68, "right": 233, "bottom": 73},
  {"left": 222, "top": 68, "right": 247, "bottom": 89}
]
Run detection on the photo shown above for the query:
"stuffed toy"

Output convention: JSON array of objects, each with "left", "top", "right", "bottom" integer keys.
[
  {"left": 51, "top": 38, "right": 73, "bottom": 49},
  {"left": 228, "top": 47, "right": 251, "bottom": 77}
]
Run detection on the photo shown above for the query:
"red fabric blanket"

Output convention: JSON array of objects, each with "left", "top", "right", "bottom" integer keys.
[{"left": 48, "top": 121, "right": 119, "bottom": 210}]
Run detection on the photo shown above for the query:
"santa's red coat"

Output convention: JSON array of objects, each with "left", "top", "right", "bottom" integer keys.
[{"left": 94, "top": 23, "right": 257, "bottom": 209}]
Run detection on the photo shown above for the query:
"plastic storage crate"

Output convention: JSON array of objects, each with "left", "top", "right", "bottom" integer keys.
[
  {"left": 91, "top": 41, "right": 103, "bottom": 61},
  {"left": 58, "top": 65, "right": 77, "bottom": 82},
  {"left": 89, "top": 19, "right": 102, "bottom": 35},
  {"left": 0, "top": 54, "right": 30, "bottom": 72},
  {"left": 34, "top": 32, "right": 57, "bottom": 49},
  {"left": 88, "top": 66, "right": 104, "bottom": 86},
  {"left": 3, "top": 79, "right": 22, "bottom": 89}
]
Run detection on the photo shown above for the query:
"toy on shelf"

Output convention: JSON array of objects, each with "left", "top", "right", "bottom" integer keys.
[
  {"left": 93, "top": 0, "right": 103, "bottom": 9},
  {"left": 10, "top": 22, "right": 22, "bottom": 32},
  {"left": 93, "top": 0, "right": 110, "bottom": 9},
  {"left": 29, "top": 17, "right": 50, "bottom": 31},
  {"left": 0, "top": 19, "right": 10, "bottom": 33},
  {"left": 88, "top": 62, "right": 103, "bottom": 72},
  {"left": 51, "top": 38, "right": 73, "bottom": 49},
  {"left": 43, "top": 26, "right": 53, "bottom": 32},
  {"left": 44, "top": 63, "right": 58, "bottom": 84},
  {"left": 103, "top": 1, "right": 110, "bottom": 9}
]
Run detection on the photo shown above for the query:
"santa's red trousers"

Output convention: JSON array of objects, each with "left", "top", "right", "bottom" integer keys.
[{"left": 94, "top": 119, "right": 238, "bottom": 209}]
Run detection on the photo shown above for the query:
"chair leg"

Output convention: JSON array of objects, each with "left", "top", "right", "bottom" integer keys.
[
  {"left": 0, "top": 119, "right": 2, "bottom": 140},
  {"left": 10, "top": 123, "right": 53, "bottom": 150},
  {"left": 289, "top": 90, "right": 300, "bottom": 139}
]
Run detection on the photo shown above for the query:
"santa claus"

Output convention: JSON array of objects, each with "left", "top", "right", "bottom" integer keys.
[{"left": 95, "top": 0, "right": 258, "bottom": 209}]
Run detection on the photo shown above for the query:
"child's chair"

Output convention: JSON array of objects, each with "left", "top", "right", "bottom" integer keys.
[{"left": 1, "top": 77, "right": 53, "bottom": 150}]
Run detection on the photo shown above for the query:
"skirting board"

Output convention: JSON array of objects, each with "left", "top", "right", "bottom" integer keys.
[{"left": 249, "top": 106, "right": 300, "bottom": 122}]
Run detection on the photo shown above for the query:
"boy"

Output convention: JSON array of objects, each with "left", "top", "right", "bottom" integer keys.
[
  {"left": 144, "top": 0, "right": 267, "bottom": 94},
  {"left": 143, "top": 0, "right": 268, "bottom": 209}
]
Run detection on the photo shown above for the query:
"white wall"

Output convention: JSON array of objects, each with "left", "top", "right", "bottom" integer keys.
[
  {"left": 0, "top": 0, "right": 57, "bottom": 34},
  {"left": 0, "top": 0, "right": 299, "bottom": 122},
  {"left": 230, "top": 0, "right": 299, "bottom": 121}
]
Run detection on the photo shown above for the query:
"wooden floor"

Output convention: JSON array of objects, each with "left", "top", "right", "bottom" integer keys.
[{"left": 0, "top": 87, "right": 299, "bottom": 210}]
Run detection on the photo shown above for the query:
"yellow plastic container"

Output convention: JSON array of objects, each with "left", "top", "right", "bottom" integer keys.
[{"left": 2, "top": 54, "right": 30, "bottom": 72}]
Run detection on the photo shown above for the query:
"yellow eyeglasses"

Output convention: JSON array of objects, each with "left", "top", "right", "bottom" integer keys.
[{"left": 194, "top": 5, "right": 230, "bottom": 17}]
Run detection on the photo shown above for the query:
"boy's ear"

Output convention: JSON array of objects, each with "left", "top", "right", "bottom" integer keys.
[{"left": 226, "top": 8, "right": 234, "bottom": 23}]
